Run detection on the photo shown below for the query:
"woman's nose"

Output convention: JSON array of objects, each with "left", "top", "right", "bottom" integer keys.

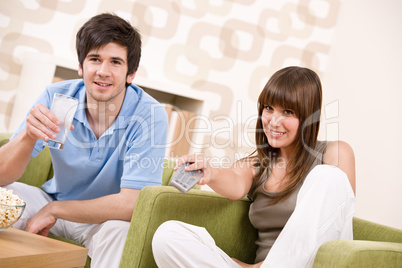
[{"left": 269, "top": 113, "right": 284, "bottom": 127}]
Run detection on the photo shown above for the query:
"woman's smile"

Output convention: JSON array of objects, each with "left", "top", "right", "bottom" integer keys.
[{"left": 269, "top": 129, "right": 286, "bottom": 138}]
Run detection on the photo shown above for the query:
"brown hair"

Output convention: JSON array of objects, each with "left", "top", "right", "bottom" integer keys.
[
  {"left": 253, "top": 66, "right": 322, "bottom": 204},
  {"left": 76, "top": 13, "right": 141, "bottom": 87}
]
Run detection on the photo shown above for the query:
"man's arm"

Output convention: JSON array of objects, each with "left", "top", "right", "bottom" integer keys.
[
  {"left": 0, "top": 130, "right": 36, "bottom": 185},
  {"left": 0, "top": 104, "right": 61, "bottom": 186},
  {"left": 25, "top": 188, "right": 139, "bottom": 236}
]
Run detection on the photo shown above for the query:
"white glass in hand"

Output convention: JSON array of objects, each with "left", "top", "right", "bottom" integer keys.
[{"left": 43, "top": 93, "right": 79, "bottom": 150}]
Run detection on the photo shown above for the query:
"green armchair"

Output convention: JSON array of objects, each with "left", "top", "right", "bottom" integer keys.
[
  {"left": 122, "top": 187, "right": 402, "bottom": 268},
  {"left": 1, "top": 133, "right": 401, "bottom": 268}
]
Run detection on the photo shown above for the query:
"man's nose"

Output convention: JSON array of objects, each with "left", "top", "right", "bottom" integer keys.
[{"left": 97, "top": 62, "right": 111, "bottom": 76}]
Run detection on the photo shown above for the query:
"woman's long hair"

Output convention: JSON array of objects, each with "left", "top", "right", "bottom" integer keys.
[{"left": 253, "top": 66, "right": 322, "bottom": 204}]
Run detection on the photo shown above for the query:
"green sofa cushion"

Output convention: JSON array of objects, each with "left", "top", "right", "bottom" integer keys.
[
  {"left": 353, "top": 217, "right": 402, "bottom": 243},
  {"left": 313, "top": 240, "right": 402, "bottom": 267},
  {"left": 121, "top": 186, "right": 258, "bottom": 267}
]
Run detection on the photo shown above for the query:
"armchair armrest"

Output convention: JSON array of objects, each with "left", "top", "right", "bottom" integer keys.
[
  {"left": 120, "top": 186, "right": 258, "bottom": 268},
  {"left": 313, "top": 240, "right": 402, "bottom": 267}
]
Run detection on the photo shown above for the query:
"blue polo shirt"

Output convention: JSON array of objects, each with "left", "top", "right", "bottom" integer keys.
[{"left": 12, "top": 79, "right": 168, "bottom": 201}]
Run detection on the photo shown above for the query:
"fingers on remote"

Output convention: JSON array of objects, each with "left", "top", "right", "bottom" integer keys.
[{"left": 170, "top": 163, "right": 203, "bottom": 193}]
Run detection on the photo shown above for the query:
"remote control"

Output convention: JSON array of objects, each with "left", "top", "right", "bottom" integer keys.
[{"left": 170, "top": 163, "right": 203, "bottom": 193}]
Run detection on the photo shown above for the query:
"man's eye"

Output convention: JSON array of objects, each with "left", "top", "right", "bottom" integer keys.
[
  {"left": 112, "top": 60, "right": 121, "bottom": 65},
  {"left": 89, "top": 58, "right": 100, "bottom": 62}
]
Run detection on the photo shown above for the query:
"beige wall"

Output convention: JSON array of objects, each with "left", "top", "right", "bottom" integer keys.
[
  {"left": 323, "top": 0, "right": 402, "bottom": 229},
  {"left": 0, "top": 0, "right": 400, "bottom": 228}
]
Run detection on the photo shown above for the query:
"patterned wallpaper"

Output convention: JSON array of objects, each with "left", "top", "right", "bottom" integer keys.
[{"left": 0, "top": 0, "right": 341, "bottom": 162}]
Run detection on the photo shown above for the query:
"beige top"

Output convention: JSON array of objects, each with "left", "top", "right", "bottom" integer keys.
[{"left": 248, "top": 141, "right": 329, "bottom": 263}]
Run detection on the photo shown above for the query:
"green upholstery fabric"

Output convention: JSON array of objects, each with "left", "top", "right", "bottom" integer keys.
[
  {"left": 120, "top": 186, "right": 258, "bottom": 267},
  {"left": 1, "top": 132, "right": 401, "bottom": 268},
  {"left": 121, "top": 185, "right": 402, "bottom": 268},
  {"left": 353, "top": 217, "right": 402, "bottom": 242},
  {"left": 313, "top": 218, "right": 402, "bottom": 267},
  {"left": 313, "top": 240, "right": 402, "bottom": 268}
]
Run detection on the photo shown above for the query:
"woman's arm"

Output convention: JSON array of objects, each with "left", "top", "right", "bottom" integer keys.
[
  {"left": 323, "top": 141, "right": 356, "bottom": 194},
  {"left": 176, "top": 154, "right": 256, "bottom": 200}
]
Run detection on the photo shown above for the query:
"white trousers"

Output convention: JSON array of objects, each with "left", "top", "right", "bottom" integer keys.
[
  {"left": 152, "top": 165, "right": 355, "bottom": 268},
  {"left": 5, "top": 182, "right": 130, "bottom": 268}
]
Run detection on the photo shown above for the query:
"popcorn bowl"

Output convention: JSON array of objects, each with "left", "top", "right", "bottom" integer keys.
[{"left": 0, "top": 202, "right": 26, "bottom": 231}]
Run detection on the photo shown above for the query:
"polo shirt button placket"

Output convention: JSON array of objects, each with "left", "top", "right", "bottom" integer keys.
[{"left": 90, "top": 141, "right": 101, "bottom": 161}]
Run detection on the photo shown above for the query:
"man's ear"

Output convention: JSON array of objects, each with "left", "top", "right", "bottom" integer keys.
[
  {"left": 126, "top": 72, "right": 136, "bottom": 84},
  {"left": 78, "top": 63, "right": 83, "bottom": 77}
]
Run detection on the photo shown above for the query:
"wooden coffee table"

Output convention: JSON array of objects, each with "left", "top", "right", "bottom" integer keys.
[{"left": 0, "top": 228, "right": 88, "bottom": 268}]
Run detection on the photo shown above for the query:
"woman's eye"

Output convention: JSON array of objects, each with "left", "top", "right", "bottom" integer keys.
[
  {"left": 284, "top": 109, "right": 294, "bottom": 115},
  {"left": 264, "top": 105, "right": 273, "bottom": 111}
]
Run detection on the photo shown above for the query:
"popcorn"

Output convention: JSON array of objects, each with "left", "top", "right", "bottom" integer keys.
[{"left": 0, "top": 187, "right": 25, "bottom": 229}]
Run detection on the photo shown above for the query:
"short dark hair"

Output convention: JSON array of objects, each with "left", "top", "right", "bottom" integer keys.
[{"left": 76, "top": 13, "right": 141, "bottom": 76}]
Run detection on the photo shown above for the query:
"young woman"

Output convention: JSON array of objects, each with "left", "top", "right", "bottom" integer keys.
[{"left": 152, "top": 66, "right": 356, "bottom": 268}]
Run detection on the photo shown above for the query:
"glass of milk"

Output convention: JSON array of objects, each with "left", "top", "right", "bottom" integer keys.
[{"left": 43, "top": 93, "right": 79, "bottom": 150}]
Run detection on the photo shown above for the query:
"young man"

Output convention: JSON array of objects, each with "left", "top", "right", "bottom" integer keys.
[{"left": 0, "top": 13, "right": 168, "bottom": 267}]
